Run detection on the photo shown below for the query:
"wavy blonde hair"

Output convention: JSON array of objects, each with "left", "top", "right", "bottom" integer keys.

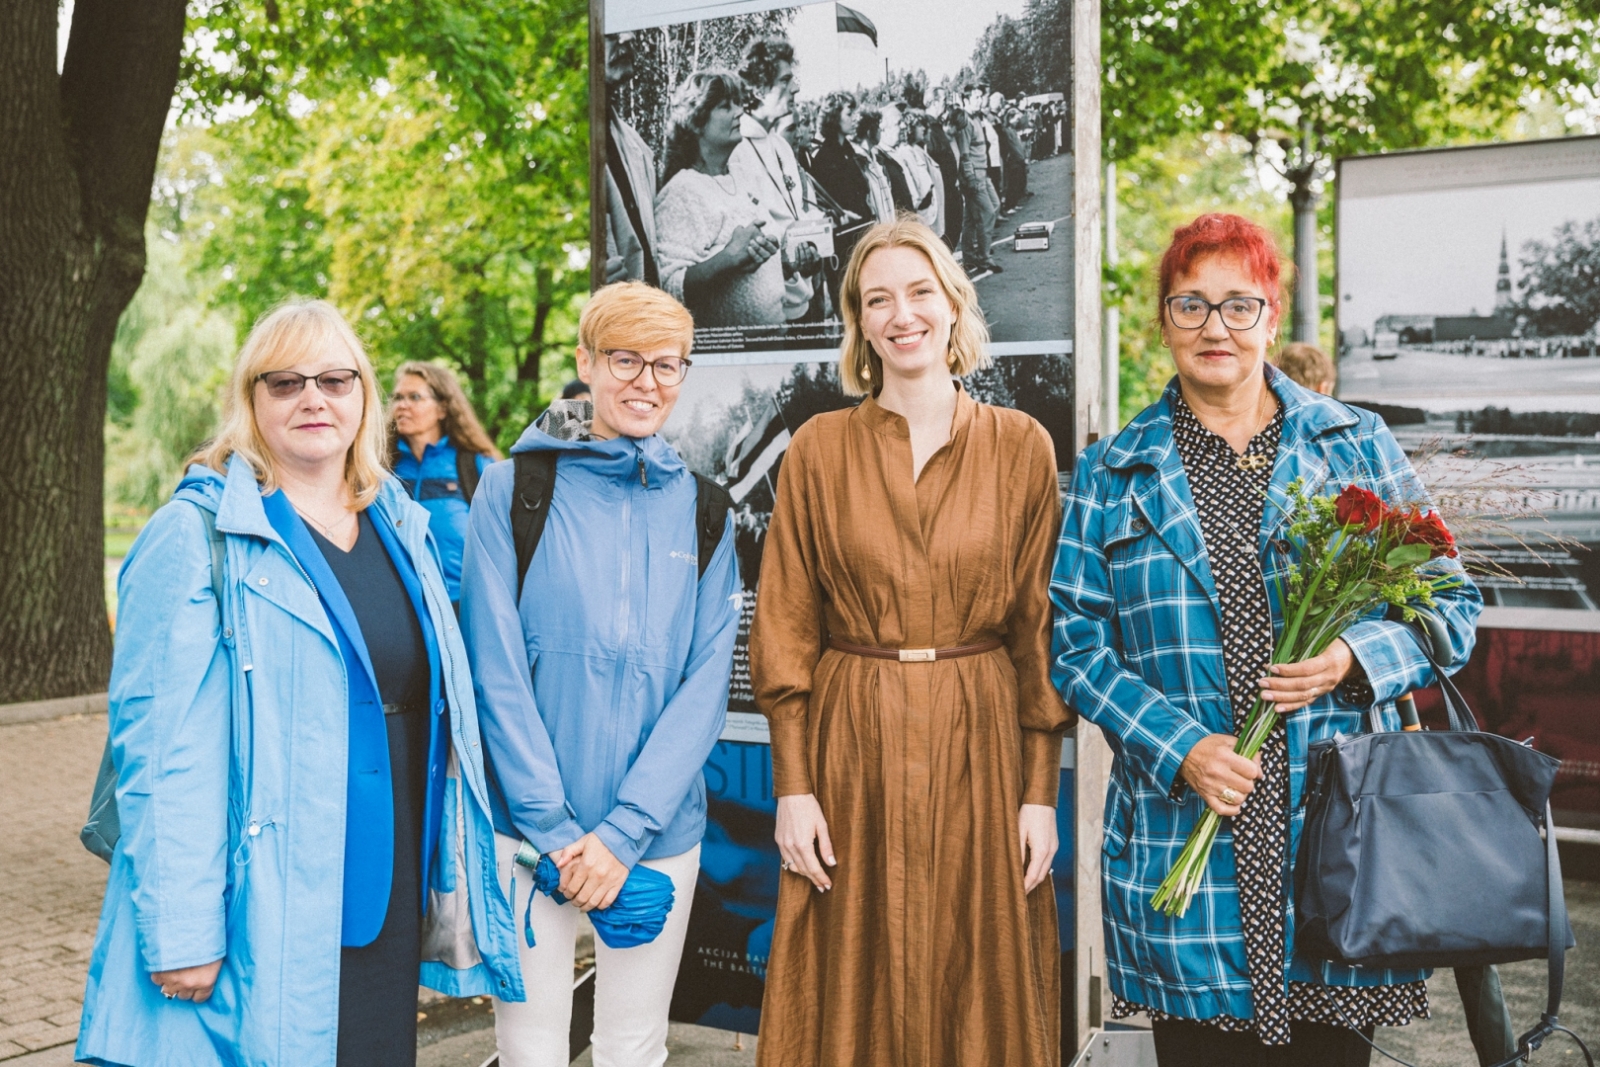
[
  {"left": 387, "top": 361, "right": 503, "bottom": 461},
  {"left": 194, "top": 299, "right": 388, "bottom": 507},
  {"left": 838, "top": 215, "right": 991, "bottom": 396}
]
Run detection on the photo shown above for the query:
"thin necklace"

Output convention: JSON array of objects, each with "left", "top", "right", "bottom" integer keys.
[
  {"left": 296, "top": 503, "right": 355, "bottom": 542},
  {"left": 1235, "top": 388, "right": 1278, "bottom": 471}
]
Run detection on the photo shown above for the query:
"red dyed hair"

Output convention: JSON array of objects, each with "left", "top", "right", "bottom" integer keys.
[{"left": 1157, "top": 213, "right": 1290, "bottom": 327}]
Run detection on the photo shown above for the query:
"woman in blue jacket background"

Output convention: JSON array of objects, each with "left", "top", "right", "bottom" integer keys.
[
  {"left": 77, "top": 300, "right": 523, "bottom": 1067},
  {"left": 460, "top": 282, "right": 740, "bottom": 1067},
  {"left": 388, "top": 361, "right": 502, "bottom": 602}
]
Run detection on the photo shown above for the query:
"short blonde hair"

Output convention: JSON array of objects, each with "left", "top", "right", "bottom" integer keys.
[
  {"left": 839, "top": 216, "right": 991, "bottom": 396},
  {"left": 195, "top": 299, "right": 388, "bottom": 508},
  {"left": 1276, "top": 341, "right": 1336, "bottom": 391},
  {"left": 579, "top": 281, "right": 695, "bottom": 357}
]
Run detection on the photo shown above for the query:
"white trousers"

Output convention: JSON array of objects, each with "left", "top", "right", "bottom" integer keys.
[{"left": 492, "top": 833, "right": 700, "bottom": 1067}]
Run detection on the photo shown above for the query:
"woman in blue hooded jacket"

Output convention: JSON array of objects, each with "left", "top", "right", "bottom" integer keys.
[
  {"left": 460, "top": 281, "right": 740, "bottom": 1067},
  {"left": 76, "top": 300, "right": 523, "bottom": 1067}
]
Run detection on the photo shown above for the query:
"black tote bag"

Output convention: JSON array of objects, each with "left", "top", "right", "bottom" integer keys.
[{"left": 1295, "top": 630, "right": 1587, "bottom": 1063}]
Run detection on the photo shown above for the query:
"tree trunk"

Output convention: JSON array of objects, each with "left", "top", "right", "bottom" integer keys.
[
  {"left": 0, "top": 0, "right": 186, "bottom": 702},
  {"left": 1289, "top": 176, "right": 1319, "bottom": 346}
]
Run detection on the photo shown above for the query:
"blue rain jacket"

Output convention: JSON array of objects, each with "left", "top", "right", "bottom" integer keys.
[
  {"left": 76, "top": 457, "right": 524, "bottom": 1067},
  {"left": 459, "top": 418, "right": 740, "bottom": 871},
  {"left": 1050, "top": 369, "right": 1483, "bottom": 1023},
  {"left": 393, "top": 436, "right": 492, "bottom": 601}
]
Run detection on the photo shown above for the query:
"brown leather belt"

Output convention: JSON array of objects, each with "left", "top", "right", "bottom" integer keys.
[{"left": 827, "top": 637, "right": 1003, "bottom": 663}]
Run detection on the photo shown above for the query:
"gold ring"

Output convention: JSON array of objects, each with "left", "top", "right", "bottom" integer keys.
[{"left": 1221, "top": 788, "right": 1240, "bottom": 804}]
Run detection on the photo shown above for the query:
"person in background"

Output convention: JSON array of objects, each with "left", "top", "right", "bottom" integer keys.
[
  {"left": 804, "top": 91, "right": 874, "bottom": 309},
  {"left": 916, "top": 85, "right": 963, "bottom": 250},
  {"left": 461, "top": 282, "right": 740, "bottom": 1067},
  {"left": 751, "top": 217, "right": 1069, "bottom": 1065},
  {"left": 1275, "top": 341, "right": 1337, "bottom": 395},
  {"left": 604, "top": 31, "right": 659, "bottom": 286},
  {"left": 979, "top": 91, "right": 1005, "bottom": 216},
  {"left": 894, "top": 110, "right": 943, "bottom": 234},
  {"left": 999, "top": 107, "right": 1030, "bottom": 213},
  {"left": 853, "top": 108, "right": 905, "bottom": 222},
  {"left": 655, "top": 70, "right": 786, "bottom": 328},
  {"left": 947, "top": 102, "right": 1003, "bottom": 278},
  {"left": 76, "top": 300, "right": 523, "bottom": 1067},
  {"left": 388, "top": 361, "right": 502, "bottom": 604},
  {"left": 730, "top": 34, "right": 827, "bottom": 323},
  {"left": 561, "top": 379, "right": 592, "bottom": 402}
]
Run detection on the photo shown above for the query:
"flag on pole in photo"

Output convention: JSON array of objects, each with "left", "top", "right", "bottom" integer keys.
[
  {"left": 725, "top": 405, "right": 790, "bottom": 503},
  {"left": 835, "top": 3, "right": 878, "bottom": 47}
]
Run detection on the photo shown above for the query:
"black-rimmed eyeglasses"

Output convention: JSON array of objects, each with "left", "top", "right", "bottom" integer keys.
[
  {"left": 601, "top": 350, "right": 692, "bottom": 387},
  {"left": 1164, "top": 296, "right": 1268, "bottom": 332},
  {"left": 256, "top": 369, "right": 361, "bottom": 399}
]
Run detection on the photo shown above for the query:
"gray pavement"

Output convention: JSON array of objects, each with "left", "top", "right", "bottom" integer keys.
[{"left": 4, "top": 710, "right": 1597, "bottom": 1065}]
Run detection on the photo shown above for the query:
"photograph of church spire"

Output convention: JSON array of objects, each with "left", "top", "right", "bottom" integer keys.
[
  {"left": 1336, "top": 135, "right": 1600, "bottom": 620},
  {"left": 1429, "top": 232, "right": 1524, "bottom": 343}
]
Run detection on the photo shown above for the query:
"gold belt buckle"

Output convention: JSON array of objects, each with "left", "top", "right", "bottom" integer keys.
[{"left": 898, "top": 648, "right": 938, "bottom": 662}]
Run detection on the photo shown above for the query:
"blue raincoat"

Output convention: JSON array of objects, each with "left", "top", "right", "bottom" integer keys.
[
  {"left": 458, "top": 411, "right": 740, "bottom": 871},
  {"left": 76, "top": 457, "right": 524, "bottom": 1067},
  {"left": 392, "top": 436, "right": 491, "bottom": 601}
]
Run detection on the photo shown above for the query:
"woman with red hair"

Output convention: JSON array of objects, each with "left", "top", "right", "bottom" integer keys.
[{"left": 1049, "top": 214, "right": 1482, "bottom": 1064}]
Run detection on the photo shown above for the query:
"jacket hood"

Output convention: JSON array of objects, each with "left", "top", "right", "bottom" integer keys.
[{"left": 510, "top": 400, "right": 688, "bottom": 487}]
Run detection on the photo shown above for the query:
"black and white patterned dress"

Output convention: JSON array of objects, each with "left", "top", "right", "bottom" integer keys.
[{"left": 1111, "top": 393, "right": 1429, "bottom": 1045}]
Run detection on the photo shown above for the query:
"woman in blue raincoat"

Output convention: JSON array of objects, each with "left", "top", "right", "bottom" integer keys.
[
  {"left": 460, "top": 281, "right": 740, "bottom": 1067},
  {"left": 76, "top": 300, "right": 523, "bottom": 1067}
]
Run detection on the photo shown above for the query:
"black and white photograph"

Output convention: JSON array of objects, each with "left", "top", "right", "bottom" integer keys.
[
  {"left": 1336, "top": 135, "right": 1600, "bottom": 620},
  {"left": 600, "top": 0, "right": 1074, "bottom": 358}
]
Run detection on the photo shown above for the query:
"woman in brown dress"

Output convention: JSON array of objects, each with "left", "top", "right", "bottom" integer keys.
[{"left": 750, "top": 216, "right": 1073, "bottom": 1066}]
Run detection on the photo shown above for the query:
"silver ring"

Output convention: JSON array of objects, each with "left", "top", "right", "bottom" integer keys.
[
  {"left": 780, "top": 860, "right": 792, "bottom": 872},
  {"left": 163, "top": 990, "right": 177, "bottom": 999},
  {"left": 1220, "top": 788, "right": 1240, "bottom": 805}
]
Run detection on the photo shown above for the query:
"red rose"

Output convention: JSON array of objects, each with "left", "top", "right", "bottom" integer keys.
[
  {"left": 1334, "top": 485, "right": 1386, "bottom": 532},
  {"left": 1402, "top": 510, "right": 1458, "bottom": 559}
]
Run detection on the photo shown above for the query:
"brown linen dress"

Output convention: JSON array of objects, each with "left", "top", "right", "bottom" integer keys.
[{"left": 750, "top": 390, "right": 1073, "bottom": 1067}]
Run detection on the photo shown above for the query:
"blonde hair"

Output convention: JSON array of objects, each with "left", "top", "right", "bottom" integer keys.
[
  {"left": 579, "top": 281, "right": 695, "bottom": 358},
  {"left": 194, "top": 299, "right": 388, "bottom": 507},
  {"left": 1275, "top": 341, "right": 1336, "bottom": 392},
  {"left": 387, "top": 361, "right": 503, "bottom": 461},
  {"left": 838, "top": 216, "right": 991, "bottom": 396}
]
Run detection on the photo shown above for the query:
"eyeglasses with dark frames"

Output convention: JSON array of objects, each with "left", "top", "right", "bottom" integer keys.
[
  {"left": 1164, "top": 295, "right": 1268, "bottom": 332},
  {"left": 601, "top": 350, "right": 692, "bottom": 387},
  {"left": 256, "top": 369, "right": 361, "bottom": 399}
]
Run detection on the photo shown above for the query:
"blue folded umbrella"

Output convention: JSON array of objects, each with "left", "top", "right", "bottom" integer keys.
[{"left": 513, "top": 840, "right": 676, "bottom": 950}]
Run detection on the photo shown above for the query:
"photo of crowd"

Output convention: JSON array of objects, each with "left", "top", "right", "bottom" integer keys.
[{"left": 602, "top": 0, "right": 1073, "bottom": 355}]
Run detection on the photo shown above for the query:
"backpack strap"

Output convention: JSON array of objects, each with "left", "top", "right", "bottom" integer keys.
[
  {"left": 693, "top": 474, "right": 733, "bottom": 581},
  {"left": 512, "top": 451, "right": 559, "bottom": 598},
  {"left": 455, "top": 446, "right": 482, "bottom": 505}
]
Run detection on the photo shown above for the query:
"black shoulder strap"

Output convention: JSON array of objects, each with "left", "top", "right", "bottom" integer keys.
[
  {"left": 511, "top": 451, "right": 558, "bottom": 598},
  {"left": 693, "top": 474, "right": 733, "bottom": 581},
  {"left": 456, "top": 447, "right": 481, "bottom": 504}
]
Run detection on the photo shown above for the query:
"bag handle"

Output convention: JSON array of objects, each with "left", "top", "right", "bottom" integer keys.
[{"left": 1387, "top": 619, "right": 1588, "bottom": 1065}]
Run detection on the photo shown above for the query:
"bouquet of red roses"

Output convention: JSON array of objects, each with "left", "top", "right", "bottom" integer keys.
[{"left": 1150, "top": 479, "right": 1463, "bottom": 917}]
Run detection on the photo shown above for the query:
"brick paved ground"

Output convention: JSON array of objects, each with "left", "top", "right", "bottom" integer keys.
[
  {"left": 0, "top": 715, "right": 108, "bottom": 1059},
  {"left": 4, "top": 710, "right": 1596, "bottom": 1065}
]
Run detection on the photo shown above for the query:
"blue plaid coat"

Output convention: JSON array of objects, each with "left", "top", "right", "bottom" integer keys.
[{"left": 1049, "top": 369, "right": 1483, "bottom": 1022}]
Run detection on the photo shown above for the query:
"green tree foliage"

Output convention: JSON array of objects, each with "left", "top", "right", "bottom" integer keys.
[
  {"left": 188, "top": 0, "right": 591, "bottom": 447},
  {"left": 1517, "top": 213, "right": 1600, "bottom": 336},
  {"left": 106, "top": 232, "right": 237, "bottom": 515},
  {"left": 1104, "top": 0, "right": 1599, "bottom": 164}
]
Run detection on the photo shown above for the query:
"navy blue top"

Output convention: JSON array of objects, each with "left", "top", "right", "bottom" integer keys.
[
  {"left": 308, "top": 512, "right": 428, "bottom": 707},
  {"left": 393, "top": 436, "right": 491, "bottom": 601}
]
